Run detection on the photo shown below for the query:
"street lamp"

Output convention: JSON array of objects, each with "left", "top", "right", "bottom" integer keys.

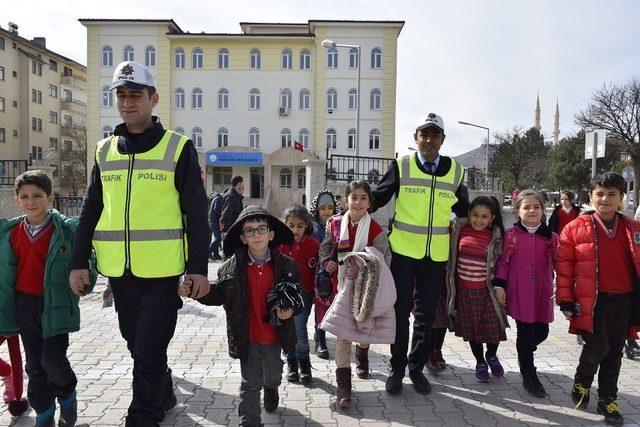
[
  {"left": 322, "top": 39, "right": 361, "bottom": 174},
  {"left": 458, "top": 120, "right": 490, "bottom": 175}
]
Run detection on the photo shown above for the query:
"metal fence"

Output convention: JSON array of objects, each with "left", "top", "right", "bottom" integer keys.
[
  {"left": 464, "top": 166, "right": 502, "bottom": 192},
  {"left": 54, "top": 195, "right": 83, "bottom": 217},
  {"left": 0, "top": 160, "right": 29, "bottom": 186},
  {"left": 325, "top": 154, "right": 395, "bottom": 184}
]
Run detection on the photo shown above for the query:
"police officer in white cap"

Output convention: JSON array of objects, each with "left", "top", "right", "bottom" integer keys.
[{"left": 69, "top": 61, "right": 210, "bottom": 426}]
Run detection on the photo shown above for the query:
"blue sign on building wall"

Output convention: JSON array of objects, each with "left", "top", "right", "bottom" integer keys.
[{"left": 206, "top": 151, "right": 263, "bottom": 166}]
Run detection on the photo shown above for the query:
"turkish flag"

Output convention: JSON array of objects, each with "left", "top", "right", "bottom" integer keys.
[{"left": 294, "top": 141, "right": 304, "bottom": 152}]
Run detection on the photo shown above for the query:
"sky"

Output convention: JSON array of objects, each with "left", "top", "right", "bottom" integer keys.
[{"left": 4, "top": 0, "right": 639, "bottom": 157}]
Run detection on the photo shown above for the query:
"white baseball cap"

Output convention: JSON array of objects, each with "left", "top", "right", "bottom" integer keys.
[
  {"left": 416, "top": 113, "right": 445, "bottom": 133},
  {"left": 109, "top": 61, "right": 156, "bottom": 91}
]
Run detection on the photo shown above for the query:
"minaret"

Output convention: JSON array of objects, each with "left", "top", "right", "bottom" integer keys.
[
  {"left": 552, "top": 100, "right": 560, "bottom": 145},
  {"left": 534, "top": 93, "right": 541, "bottom": 131}
]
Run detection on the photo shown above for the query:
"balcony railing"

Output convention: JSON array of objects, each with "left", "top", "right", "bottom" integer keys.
[
  {"left": 61, "top": 74, "right": 87, "bottom": 86},
  {"left": 325, "top": 154, "right": 395, "bottom": 184},
  {"left": 60, "top": 98, "right": 87, "bottom": 109}
]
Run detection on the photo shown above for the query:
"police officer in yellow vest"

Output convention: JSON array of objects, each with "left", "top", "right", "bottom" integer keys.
[
  {"left": 68, "top": 61, "right": 210, "bottom": 427},
  {"left": 372, "top": 113, "right": 469, "bottom": 396}
]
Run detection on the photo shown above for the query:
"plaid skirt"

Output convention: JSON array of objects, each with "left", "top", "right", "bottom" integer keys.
[
  {"left": 454, "top": 286, "right": 506, "bottom": 343},
  {"left": 432, "top": 279, "right": 449, "bottom": 329}
]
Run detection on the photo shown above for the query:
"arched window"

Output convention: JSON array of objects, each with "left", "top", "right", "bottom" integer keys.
[
  {"left": 327, "top": 47, "right": 338, "bottom": 68},
  {"left": 369, "top": 129, "right": 381, "bottom": 150},
  {"left": 349, "top": 47, "right": 359, "bottom": 68},
  {"left": 123, "top": 45, "right": 134, "bottom": 62},
  {"left": 249, "top": 127, "right": 260, "bottom": 149},
  {"left": 371, "top": 47, "right": 382, "bottom": 69},
  {"left": 300, "top": 49, "right": 311, "bottom": 69},
  {"left": 299, "top": 89, "right": 310, "bottom": 110},
  {"left": 174, "top": 127, "right": 185, "bottom": 135},
  {"left": 101, "top": 46, "right": 113, "bottom": 67},
  {"left": 326, "top": 88, "right": 337, "bottom": 110},
  {"left": 326, "top": 128, "right": 337, "bottom": 149},
  {"left": 192, "top": 127, "right": 203, "bottom": 149},
  {"left": 101, "top": 86, "right": 112, "bottom": 108},
  {"left": 281, "top": 48, "right": 292, "bottom": 69},
  {"left": 298, "top": 169, "right": 306, "bottom": 189},
  {"left": 370, "top": 88, "right": 381, "bottom": 110},
  {"left": 249, "top": 88, "right": 261, "bottom": 109},
  {"left": 280, "top": 88, "right": 292, "bottom": 109},
  {"left": 192, "top": 48, "right": 203, "bottom": 68},
  {"left": 218, "top": 87, "right": 229, "bottom": 109},
  {"left": 101, "top": 125, "right": 113, "bottom": 139},
  {"left": 174, "top": 48, "right": 185, "bottom": 68},
  {"left": 281, "top": 128, "right": 292, "bottom": 148},
  {"left": 347, "top": 128, "right": 356, "bottom": 150},
  {"left": 145, "top": 45, "right": 156, "bottom": 67},
  {"left": 217, "top": 127, "right": 229, "bottom": 147},
  {"left": 280, "top": 168, "right": 292, "bottom": 188},
  {"left": 348, "top": 88, "right": 358, "bottom": 110},
  {"left": 192, "top": 88, "right": 203, "bottom": 109},
  {"left": 218, "top": 48, "right": 229, "bottom": 69},
  {"left": 368, "top": 168, "right": 380, "bottom": 184},
  {"left": 174, "top": 88, "right": 185, "bottom": 109},
  {"left": 347, "top": 168, "right": 355, "bottom": 182},
  {"left": 299, "top": 128, "right": 310, "bottom": 149},
  {"left": 250, "top": 48, "right": 261, "bottom": 69}
]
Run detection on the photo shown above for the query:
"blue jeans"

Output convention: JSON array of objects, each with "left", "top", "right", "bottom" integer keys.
[
  {"left": 209, "top": 224, "right": 221, "bottom": 255},
  {"left": 287, "top": 291, "right": 314, "bottom": 359}
]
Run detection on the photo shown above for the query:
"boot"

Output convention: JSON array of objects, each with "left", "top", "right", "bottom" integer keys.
[
  {"left": 571, "top": 382, "right": 590, "bottom": 409},
  {"left": 315, "top": 327, "right": 329, "bottom": 359},
  {"left": 597, "top": 397, "right": 624, "bottom": 426},
  {"left": 298, "top": 357, "right": 312, "bottom": 385},
  {"left": 263, "top": 386, "right": 279, "bottom": 413},
  {"left": 426, "top": 351, "right": 440, "bottom": 373},
  {"left": 435, "top": 349, "right": 446, "bottom": 370},
  {"left": 355, "top": 345, "right": 370, "bottom": 379},
  {"left": 522, "top": 368, "right": 546, "bottom": 398},
  {"left": 335, "top": 368, "right": 352, "bottom": 408},
  {"left": 58, "top": 390, "right": 77, "bottom": 427},
  {"left": 286, "top": 358, "right": 299, "bottom": 383}
]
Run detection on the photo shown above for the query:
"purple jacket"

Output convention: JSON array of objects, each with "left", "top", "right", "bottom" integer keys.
[{"left": 494, "top": 223, "right": 558, "bottom": 324}]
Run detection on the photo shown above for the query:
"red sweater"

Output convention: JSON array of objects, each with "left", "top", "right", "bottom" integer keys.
[
  {"left": 10, "top": 220, "right": 54, "bottom": 296},
  {"left": 246, "top": 259, "right": 279, "bottom": 344},
  {"left": 456, "top": 226, "right": 492, "bottom": 290},
  {"left": 278, "top": 236, "right": 319, "bottom": 293},
  {"left": 556, "top": 207, "right": 580, "bottom": 234},
  {"left": 596, "top": 218, "right": 633, "bottom": 294}
]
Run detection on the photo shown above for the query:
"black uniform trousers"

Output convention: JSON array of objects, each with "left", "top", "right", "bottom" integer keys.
[{"left": 110, "top": 277, "right": 182, "bottom": 426}]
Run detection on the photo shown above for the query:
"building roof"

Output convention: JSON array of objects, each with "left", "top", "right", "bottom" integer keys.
[
  {"left": 0, "top": 26, "right": 86, "bottom": 69},
  {"left": 78, "top": 18, "right": 183, "bottom": 34}
]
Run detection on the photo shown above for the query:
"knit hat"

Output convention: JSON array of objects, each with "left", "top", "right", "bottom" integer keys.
[
  {"left": 264, "top": 281, "right": 305, "bottom": 326},
  {"left": 310, "top": 190, "right": 337, "bottom": 219},
  {"left": 223, "top": 205, "right": 293, "bottom": 257}
]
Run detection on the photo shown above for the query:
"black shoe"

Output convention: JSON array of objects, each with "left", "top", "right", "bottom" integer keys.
[
  {"left": 522, "top": 368, "right": 546, "bottom": 398},
  {"left": 298, "top": 357, "right": 312, "bottom": 385},
  {"left": 58, "top": 400, "right": 77, "bottom": 427},
  {"left": 408, "top": 370, "right": 432, "bottom": 395},
  {"left": 315, "top": 328, "right": 329, "bottom": 359},
  {"left": 571, "top": 382, "right": 590, "bottom": 409},
  {"left": 385, "top": 373, "right": 403, "bottom": 395},
  {"left": 162, "top": 389, "right": 177, "bottom": 411},
  {"left": 35, "top": 417, "right": 55, "bottom": 427},
  {"left": 263, "top": 386, "right": 279, "bottom": 413},
  {"left": 597, "top": 398, "right": 624, "bottom": 426},
  {"left": 286, "top": 358, "right": 299, "bottom": 383}
]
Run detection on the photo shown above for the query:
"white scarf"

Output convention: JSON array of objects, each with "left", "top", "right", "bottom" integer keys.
[{"left": 338, "top": 210, "right": 371, "bottom": 262}]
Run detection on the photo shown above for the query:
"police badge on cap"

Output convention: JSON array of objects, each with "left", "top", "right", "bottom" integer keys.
[
  {"left": 109, "top": 61, "right": 156, "bottom": 91},
  {"left": 416, "top": 113, "right": 445, "bottom": 133}
]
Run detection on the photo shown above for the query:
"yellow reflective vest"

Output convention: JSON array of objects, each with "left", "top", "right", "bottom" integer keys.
[
  {"left": 388, "top": 154, "right": 464, "bottom": 261},
  {"left": 92, "top": 130, "right": 188, "bottom": 278}
]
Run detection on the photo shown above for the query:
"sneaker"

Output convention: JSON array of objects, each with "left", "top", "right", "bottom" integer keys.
[
  {"left": 624, "top": 341, "right": 636, "bottom": 360},
  {"left": 385, "top": 373, "right": 403, "bottom": 395},
  {"left": 522, "top": 369, "right": 546, "bottom": 398},
  {"left": 263, "top": 387, "right": 279, "bottom": 413},
  {"left": 58, "top": 400, "right": 77, "bottom": 427},
  {"left": 571, "top": 382, "right": 590, "bottom": 409},
  {"left": 597, "top": 398, "right": 624, "bottom": 426},
  {"left": 475, "top": 363, "right": 490, "bottom": 383},
  {"left": 485, "top": 353, "right": 504, "bottom": 377},
  {"left": 408, "top": 370, "right": 432, "bottom": 395},
  {"left": 1, "top": 375, "right": 14, "bottom": 403}
]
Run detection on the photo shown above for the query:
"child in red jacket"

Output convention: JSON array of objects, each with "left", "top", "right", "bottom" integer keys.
[{"left": 557, "top": 172, "right": 640, "bottom": 426}]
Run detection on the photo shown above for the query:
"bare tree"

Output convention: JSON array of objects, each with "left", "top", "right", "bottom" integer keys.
[
  {"left": 59, "top": 118, "right": 88, "bottom": 196},
  {"left": 575, "top": 77, "right": 640, "bottom": 206}
]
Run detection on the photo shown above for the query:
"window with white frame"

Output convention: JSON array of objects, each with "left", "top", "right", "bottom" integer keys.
[
  {"left": 49, "top": 111, "right": 57, "bottom": 124},
  {"left": 326, "top": 88, "right": 337, "bottom": 110},
  {"left": 347, "top": 128, "right": 356, "bottom": 150},
  {"left": 218, "top": 88, "right": 229, "bottom": 109},
  {"left": 145, "top": 46, "right": 156, "bottom": 67},
  {"left": 280, "top": 88, "right": 292, "bottom": 109},
  {"left": 192, "top": 48, "right": 203, "bottom": 68},
  {"left": 371, "top": 47, "right": 382, "bottom": 69},
  {"left": 298, "top": 169, "right": 305, "bottom": 189},
  {"left": 49, "top": 137, "right": 58, "bottom": 150},
  {"left": 348, "top": 88, "right": 358, "bottom": 110},
  {"left": 174, "top": 48, "right": 185, "bottom": 68},
  {"left": 281, "top": 48, "right": 292, "bottom": 69},
  {"left": 299, "top": 128, "right": 310, "bottom": 149},
  {"left": 218, "top": 48, "right": 229, "bottom": 69},
  {"left": 49, "top": 84, "right": 57, "bottom": 98},
  {"left": 370, "top": 88, "right": 381, "bottom": 110},
  {"left": 174, "top": 127, "right": 185, "bottom": 135},
  {"left": 349, "top": 47, "right": 359, "bottom": 68},
  {"left": 174, "top": 88, "right": 185, "bottom": 109},
  {"left": 249, "top": 88, "right": 261, "bottom": 109},
  {"left": 299, "top": 89, "right": 310, "bottom": 110},
  {"left": 300, "top": 49, "right": 311, "bottom": 69},
  {"left": 217, "top": 127, "right": 229, "bottom": 147},
  {"left": 326, "top": 128, "right": 337, "bottom": 149},
  {"left": 280, "top": 168, "right": 292, "bottom": 188},
  {"left": 123, "top": 45, "right": 134, "bottom": 62},
  {"left": 369, "top": 129, "right": 381, "bottom": 150},
  {"left": 49, "top": 60, "right": 57, "bottom": 72},
  {"left": 281, "top": 128, "right": 292, "bottom": 147},
  {"left": 327, "top": 47, "right": 338, "bottom": 68},
  {"left": 192, "top": 127, "right": 203, "bottom": 148},
  {"left": 102, "top": 126, "right": 113, "bottom": 139},
  {"left": 63, "top": 90, "right": 72, "bottom": 101},
  {"left": 249, "top": 127, "right": 260, "bottom": 149},
  {"left": 102, "top": 45, "right": 113, "bottom": 67},
  {"left": 192, "top": 88, "right": 203, "bottom": 109},
  {"left": 102, "top": 86, "right": 112, "bottom": 108},
  {"left": 250, "top": 48, "right": 261, "bottom": 69}
]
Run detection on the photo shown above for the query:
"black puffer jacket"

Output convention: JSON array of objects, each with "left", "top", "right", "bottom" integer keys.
[{"left": 198, "top": 247, "right": 300, "bottom": 360}]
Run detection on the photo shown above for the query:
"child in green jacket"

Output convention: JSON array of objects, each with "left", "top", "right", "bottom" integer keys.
[{"left": 0, "top": 170, "right": 96, "bottom": 427}]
